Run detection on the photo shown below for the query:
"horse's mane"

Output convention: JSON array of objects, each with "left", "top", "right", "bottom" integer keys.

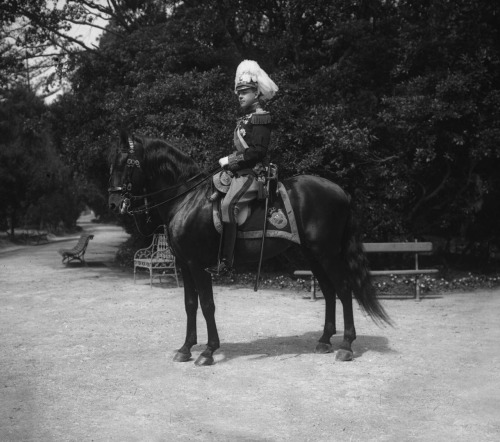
[{"left": 139, "top": 136, "right": 201, "bottom": 183}]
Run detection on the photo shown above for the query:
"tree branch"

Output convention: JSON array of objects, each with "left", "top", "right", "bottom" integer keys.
[
  {"left": 14, "top": 5, "right": 97, "bottom": 53},
  {"left": 78, "top": 0, "right": 114, "bottom": 16},
  {"left": 62, "top": 18, "right": 111, "bottom": 35},
  {"left": 358, "top": 154, "right": 400, "bottom": 166},
  {"left": 409, "top": 162, "right": 451, "bottom": 218}
]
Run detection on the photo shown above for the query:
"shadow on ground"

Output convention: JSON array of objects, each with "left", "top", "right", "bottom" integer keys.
[
  {"left": 57, "top": 261, "right": 108, "bottom": 268},
  {"left": 181, "top": 332, "right": 394, "bottom": 364}
]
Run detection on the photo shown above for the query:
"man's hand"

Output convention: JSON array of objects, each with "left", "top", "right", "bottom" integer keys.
[
  {"left": 220, "top": 153, "right": 242, "bottom": 171},
  {"left": 218, "top": 156, "right": 229, "bottom": 167}
]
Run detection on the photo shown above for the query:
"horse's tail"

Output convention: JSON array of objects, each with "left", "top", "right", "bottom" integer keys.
[{"left": 341, "top": 205, "right": 393, "bottom": 327}]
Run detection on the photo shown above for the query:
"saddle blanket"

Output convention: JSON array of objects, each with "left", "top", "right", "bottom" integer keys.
[{"left": 213, "top": 182, "right": 301, "bottom": 245}]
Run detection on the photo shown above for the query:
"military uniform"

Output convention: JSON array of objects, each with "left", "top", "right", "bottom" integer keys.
[{"left": 221, "top": 104, "right": 272, "bottom": 224}]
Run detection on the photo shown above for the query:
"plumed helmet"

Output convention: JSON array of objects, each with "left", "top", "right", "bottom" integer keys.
[{"left": 234, "top": 60, "right": 278, "bottom": 101}]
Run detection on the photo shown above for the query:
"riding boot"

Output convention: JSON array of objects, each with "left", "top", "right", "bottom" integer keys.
[{"left": 206, "top": 222, "right": 238, "bottom": 275}]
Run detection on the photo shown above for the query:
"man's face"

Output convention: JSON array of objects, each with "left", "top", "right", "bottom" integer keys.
[{"left": 237, "top": 88, "right": 258, "bottom": 110}]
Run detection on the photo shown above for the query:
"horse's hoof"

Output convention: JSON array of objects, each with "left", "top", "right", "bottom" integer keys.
[
  {"left": 194, "top": 354, "right": 215, "bottom": 366},
  {"left": 173, "top": 351, "right": 192, "bottom": 362},
  {"left": 335, "top": 349, "right": 353, "bottom": 361},
  {"left": 315, "top": 343, "right": 333, "bottom": 354}
]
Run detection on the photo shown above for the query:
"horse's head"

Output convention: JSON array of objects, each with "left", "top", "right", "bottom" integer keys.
[
  {"left": 108, "top": 131, "right": 147, "bottom": 215},
  {"left": 108, "top": 130, "right": 204, "bottom": 215}
]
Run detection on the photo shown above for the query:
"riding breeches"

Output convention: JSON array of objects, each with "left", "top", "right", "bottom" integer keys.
[{"left": 221, "top": 175, "right": 259, "bottom": 225}]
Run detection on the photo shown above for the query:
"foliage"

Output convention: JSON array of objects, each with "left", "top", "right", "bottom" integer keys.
[
  {"left": 0, "top": 87, "right": 82, "bottom": 233},
  {"left": 378, "top": 0, "right": 500, "bottom": 240},
  {"left": 195, "top": 270, "right": 500, "bottom": 296},
  {"left": 373, "top": 272, "right": 500, "bottom": 296}
]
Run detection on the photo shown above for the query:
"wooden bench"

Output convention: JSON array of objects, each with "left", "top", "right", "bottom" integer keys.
[
  {"left": 294, "top": 241, "right": 439, "bottom": 301},
  {"left": 31, "top": 232, "right": 48, "bottom": 245},
  {"left": 13, "top": 226, "right": 49, "bottom": 245},
  {"left": 58, "top": 233, "right": 94, "bottom": 265},
  {"left": 134, "top": 233, "right": 180, "bottom": 288},
  {"left": 24, "top": 228, "right": 49, "bottom": 244}
]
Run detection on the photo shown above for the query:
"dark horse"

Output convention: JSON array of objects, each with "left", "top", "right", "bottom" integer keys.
[{"left": 108, "top": 131, "right": 391, "bottom": 366}]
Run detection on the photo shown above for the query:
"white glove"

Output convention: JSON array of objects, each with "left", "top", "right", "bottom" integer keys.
[{"left": 219, "top": 156, "right": 229, "bottom": 167}]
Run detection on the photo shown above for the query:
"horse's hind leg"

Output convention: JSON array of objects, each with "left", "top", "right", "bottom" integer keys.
[
  {"left": 335, "top": 286, "right": 356, "bottom": 361},
  {"left": 309, "top": 254, "right": 356, "bottom": 361},
  {"left": 307, "top": 258, "right": 337, "bottom": 354}
]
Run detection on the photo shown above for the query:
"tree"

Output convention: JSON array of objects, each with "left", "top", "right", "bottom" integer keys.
[
  {"left": 378, "top": 0, "right": 500, "bottom": 243},
  {"left": 0, "top": 87, "right": 81, "bottom": 233},
  {"left": 0, "top": 1, "right": 177, "bottom": 98}
]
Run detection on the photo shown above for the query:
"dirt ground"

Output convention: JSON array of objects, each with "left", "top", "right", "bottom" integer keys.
[{"left": 1, "top": 217, "right": 499, "bottom": 442}]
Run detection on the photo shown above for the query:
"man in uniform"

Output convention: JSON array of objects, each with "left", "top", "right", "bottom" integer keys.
[{"left": 206, "top": 60, "right": 278, "bottom": 275}]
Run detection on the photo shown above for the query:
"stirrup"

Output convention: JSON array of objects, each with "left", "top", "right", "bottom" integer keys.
[{"left": 205, "top": 260, "right": 233, "bottom": 276}]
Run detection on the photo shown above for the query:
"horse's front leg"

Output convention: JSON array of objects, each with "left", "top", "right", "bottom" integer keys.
[
  {"left": 173, "top": 265, "right": 198, "bottom": 362},
  {"left": 191, "top": 265, "right": 220, "bottom": 366}
]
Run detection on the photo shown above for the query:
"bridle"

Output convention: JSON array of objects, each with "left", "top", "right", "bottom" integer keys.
[
  {"left": 108, "top": 138, "right": 221, "bottom": 217},
  {"left": 108, "top": 138, "right": 146, "bottom": 215}
]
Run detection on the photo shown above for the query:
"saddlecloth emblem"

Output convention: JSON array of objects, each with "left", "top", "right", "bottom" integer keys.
[{"left": 267, "top": 208, "right": 288, "bottom": 229}]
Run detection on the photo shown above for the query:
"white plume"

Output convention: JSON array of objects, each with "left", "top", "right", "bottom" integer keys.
[{"left": 234, "top": 60, "right": 278, "bottom": 101}]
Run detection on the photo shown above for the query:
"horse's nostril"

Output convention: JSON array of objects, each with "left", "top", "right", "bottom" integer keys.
[{"left": 109, "top": 203, "right": 116, "bottom": 211}]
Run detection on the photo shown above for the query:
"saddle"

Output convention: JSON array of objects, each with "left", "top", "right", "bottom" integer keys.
[{"left": 211, "top": 170, "right": 301, "bottom": 244}]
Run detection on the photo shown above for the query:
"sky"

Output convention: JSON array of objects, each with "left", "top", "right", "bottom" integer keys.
[{"left": 44, "top": 1, "right": 109, "bottom": 102}]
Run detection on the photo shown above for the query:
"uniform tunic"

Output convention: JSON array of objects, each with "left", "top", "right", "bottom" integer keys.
[{"left": 221, "top": 106, "right": 272, "bottom": 224}]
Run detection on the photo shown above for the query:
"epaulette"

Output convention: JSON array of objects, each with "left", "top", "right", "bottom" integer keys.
[{"left": 250, "top": 111, "right": 272, "bottom": 125}]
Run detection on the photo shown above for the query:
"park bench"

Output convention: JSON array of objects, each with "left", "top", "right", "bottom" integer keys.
[
  {"left": 22, "top": 226, "right": 49, "bottom": 244},
  {"left": 8, "top": 226, "right": 49, "bottom": 245},
  {"left": 58, "top": 233, "right": 94, "bottom": 265},
  {"left": 294, "top": 241, "right": 439, "bottom": 301},
  {"left": 31, "top": 231, "right": 49, "bottom": 244},
  {"left": 134, "top": 233, "right": 180, "bottom": 288}
]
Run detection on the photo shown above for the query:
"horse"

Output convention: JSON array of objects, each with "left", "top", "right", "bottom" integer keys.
[{"left": 108, "top": 131, "right": 391, "bottom": 366}]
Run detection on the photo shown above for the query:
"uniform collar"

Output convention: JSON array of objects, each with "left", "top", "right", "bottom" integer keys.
[{"left": 241, "top": 101, "right": 262, "bottom": 115}]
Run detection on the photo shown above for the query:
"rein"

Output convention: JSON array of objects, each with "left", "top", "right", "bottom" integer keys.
[
  {"left": 129, "top": 165, "right": 221, "bottom": 202},
  {"left": 126, "top": 165, "right": 222, "bottom": 215}
]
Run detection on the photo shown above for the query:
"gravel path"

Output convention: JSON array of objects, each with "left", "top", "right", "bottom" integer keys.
[{"left": 1, "top": 219, "right": 499, "bottom": 441}]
